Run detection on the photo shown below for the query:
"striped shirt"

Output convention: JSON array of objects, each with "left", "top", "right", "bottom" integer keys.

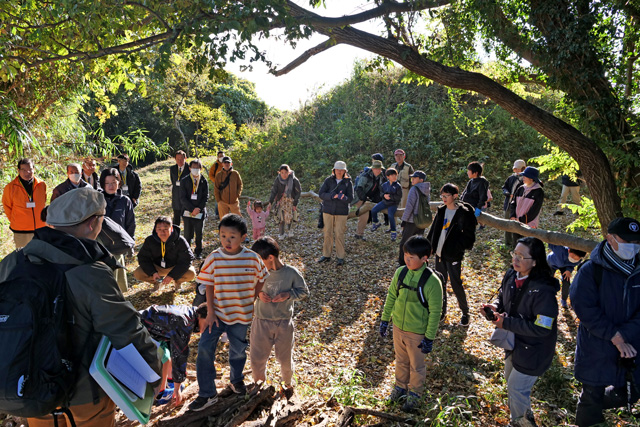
[{"left": 196, "top": 247, "right": 268, "bottom": 325}]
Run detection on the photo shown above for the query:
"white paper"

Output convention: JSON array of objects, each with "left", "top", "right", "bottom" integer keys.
[
  {"left": 183, "top": 210, "right": 203, "bottom": 219},
  {"left": 106, "top": 343, "right": 160, "bottom": 399}
]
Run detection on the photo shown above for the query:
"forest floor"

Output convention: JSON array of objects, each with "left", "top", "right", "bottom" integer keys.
[{"left": 2, "top": 157, "right": 637, "bottom": 426}]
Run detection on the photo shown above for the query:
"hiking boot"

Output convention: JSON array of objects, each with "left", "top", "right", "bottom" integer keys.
[
  {"left": 387, "top": 386, "right": 407, "bottom": 403},
  {"left": 188, "top": 395, "right": 218, "bottom": 412},
  {"left": 230, "top": 381, "right": 247, "bottom": 395},
  {"left": 317, "top": 256, "right": 331, "bottom": 263},
  {"left": 371, "top": 223, "right": 381, "bottom": 232},
  {"left": 402, "top": 392, "right": 421, "bottom": 412},
  {"left": 459, "top": 314, "right": 470, "bottom": 326},
  {"left": 336, "top": 258, "right": 345, "bottom": 266},
  {"left": 390, "top": 232, "right": 397, "bottom": 241}
]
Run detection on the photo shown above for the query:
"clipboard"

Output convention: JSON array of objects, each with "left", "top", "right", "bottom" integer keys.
[{"left": 89, "top": 336, "right": 158, "bottom": 424}]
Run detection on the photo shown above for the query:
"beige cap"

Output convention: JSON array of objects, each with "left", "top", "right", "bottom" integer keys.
[
  {"left": 513, "top": 159, "right": 526, "bottom": 169},
  {"left": 47, "top": 187, "right": 106, "bottom": 227}
]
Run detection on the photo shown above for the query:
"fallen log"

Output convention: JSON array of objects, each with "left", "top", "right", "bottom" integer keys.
[
  {"left": 337, "top": 406, "right": 418, "bottom": 426},
  {"left": 224, "top": 385, "right": 275, "bottom": 427}
]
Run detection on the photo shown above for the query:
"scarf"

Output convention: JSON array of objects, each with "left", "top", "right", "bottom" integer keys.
[
  {"left": 603, "top": 242, "right": 636, "bottom": 276},
  {"left": 278, "top": 171, "right": 295, "bottom": 198}
]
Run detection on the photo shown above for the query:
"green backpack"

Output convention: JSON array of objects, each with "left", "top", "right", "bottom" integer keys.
[{"left": 414, "top": 191, "right": 433, "bottom": 229}]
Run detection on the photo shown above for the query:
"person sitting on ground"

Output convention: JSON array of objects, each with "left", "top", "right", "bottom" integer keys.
[
  {"left": 352, "top": 159, "right": 385, "bottom": 241},
  {"left": 571, "top": 217, "right": 640, "bottom": 427},
  {"left": 250, "top": 237, "right": 309, "bottom": 392},
  {"left": 247, "top": 200, "right": 270, "bottom": 241},
  {"left": 510, "top": 166, "right": 545, "bottom": 241},
  {"left": 189, "top": 214, "right": 268, "bottom": 411},
  {"left": 214, "top": 156, "right": 243, "bottom": 218},
  {"left": 546, "top": 244, "right": 586, "bottom": 309},
  {"left": 317, "top": 161, "right": 353, "bottom": 266},
  {"left": 461, "top": 161, "right": 490, "bottom": 219},
  {"left": 370, "top": 168, "right": 402, "bottom": 241},
  {"left": 398, "top": 171, "right": 431, "bottom": 265},
  {"left": 133, "top": 216, "right": 196, "bottom": 292},
  {"left": 502, "top": 159, "right": 526, "bottom": 247},
  {"left": 139, "top": 304, "right": 208, "bottom": 406},
  {"left": 481, "top": 237, "right": 559, "bottom": 427},
  {"left": 268, "top": 164, "right": 301, "bottom": 239},
  {"left": 82, "top": 158, "right": 100, "bottom": 190},
  {"left": 379, "top": 236, "right": 443, "bottom": 412},
  {"left": 427, "top": 183, "right": 477, "bottom": 326},
  {"left": 115, "top": 153, "right": 142, "bottom": 207},
  {"left": 51, "top": 163, "right": 89, "bottom": 202}
]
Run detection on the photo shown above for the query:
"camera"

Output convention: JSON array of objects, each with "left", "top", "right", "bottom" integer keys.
[{"left": 483, "top": 306, "right": 496, "bottom": 321}]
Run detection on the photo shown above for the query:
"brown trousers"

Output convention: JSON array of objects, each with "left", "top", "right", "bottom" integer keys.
[
  {"left": 27, "top": 396, "right": 116, "bottom": 427},
  {"left": 218, "top": 200, "right": 241, "bottom": 218},
  {"left": 393, "top": 325, "right": 427, "bottom": 395},
  {"left": 322, "top": 213, "right": 348, "bottom": 259}
]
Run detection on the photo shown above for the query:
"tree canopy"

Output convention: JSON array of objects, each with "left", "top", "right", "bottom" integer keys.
[{"left": 2, "top": 0, "right": 638, "bottom": 230}]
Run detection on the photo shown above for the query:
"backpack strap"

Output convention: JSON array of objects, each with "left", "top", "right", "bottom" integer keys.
[{"left": 396, "top": 266, "right": 435, "bottom": 309}]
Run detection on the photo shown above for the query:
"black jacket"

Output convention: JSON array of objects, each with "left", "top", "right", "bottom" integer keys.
[
  {"left": 427, "top": 202, "right": 477, "bottom": 262},
  {"left": 180, "top": 174, "right": 209, "bottom": 217},
  {"left": 98, "top": 216, "right": 135, "bottom": 256},
  {"left": 495, "top": 269, "right": 559, "bottom": 376},
  {"left": 502, "top": 174, "right": 521, "bottom": 211},
  {"left": 352, "top": 168, "right": 385, "bottom": 204},
  {"left": 170, "top": 164, "right": 191, "bottom": 211},
  {"left": 116, "top": 165, "right": 141, "bottom": 207},
  {"left": 319, "top": 175, "right": 353, "bottom": 216},
  {"left": 461, "top": 176, "right": 490, "bottom": 209},
  {"left": 137, "top": 225, "right": 194, "bottom": 280},
  {"left": 104, "top": 191, "right": 136, "bottom": 238},
  {"left": 269, "top": 175, "right": 302, "bottom": 206}
]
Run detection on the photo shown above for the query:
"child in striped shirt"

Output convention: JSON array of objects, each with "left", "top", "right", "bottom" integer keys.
[{"left": 189, "top": 214, "right": 269, "bottom": 412}]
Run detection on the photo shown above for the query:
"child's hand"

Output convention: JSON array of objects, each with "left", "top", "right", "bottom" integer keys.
[
  {"left": 562, "top": 270, "right": 572, "bottom": 281},
  {"left": 204, "top": 313, "right": 219, "bottom": 332},
  {"left": 272, "top": 292, "right": 290, "bottom": 303},
  {"left": 173, "top": 383, "right": 183, "bottom": 406},
  {"left": 418, "top": 337, "right": 433, "bottom": 354},
  {"left": 379, "top": 321, "right": 389, "bottom": 338},
  {"left": 384, "top": 194, "right": 390, "bottom": 200},
  {"left": 258, "top": 291, "right": 272, "bottom": 303}
]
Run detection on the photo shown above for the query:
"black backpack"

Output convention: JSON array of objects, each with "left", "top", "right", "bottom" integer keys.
[
  {"left": 0, "top": 251, "right": 82, "bottom": 421},
  {"left": 396, "top": 266, "right": 443, "bottom": 309}
]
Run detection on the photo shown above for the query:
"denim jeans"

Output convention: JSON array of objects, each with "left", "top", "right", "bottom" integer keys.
[
  {"left": 371, "top": 202, "right": 398, "bottom": 231},
  {"left": 196, "top": 320, "right": 249, "bottom": 398}
]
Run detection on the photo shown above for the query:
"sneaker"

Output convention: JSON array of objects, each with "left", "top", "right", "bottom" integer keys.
[
  {"left": 354, "top": 234, "right": 366, "bottom": 241},
  {"left": 459, "top": 314, "right": 470, "bottom": 326},
  {"left": 188, "top": 395, "right": 218, "bottom": 412},
  {"left": 371, "top": 223, "right": 381, "bottom": 232},
  {"left": 336, "top": 258, "right": 345, "bottom": 266},
  {"left": 287, "top": 230, "right": 294, "bottom": 238},
  {"left": 317, "top": 256, "right": 331, "bottom": 263},
  {"left": 278, "top": 234, "right": 286, "bottom": 240},
  {"left": 230, "top": 381, "right": 247, "bottom": 395},
  {"left": 384, "top": 228, "right": 392, "bottom": 233},
  {"left": 390, "top": 232, "right": 397, "bottom": 241},
  {"left": 402, "top": 391, "right": 421, "bottom": 412},
  {"left": 560, "top": 299, "right": 568, "bottom": 309},
  {"left": 387, "top": 386, "right": 407, "bottom": 403}
]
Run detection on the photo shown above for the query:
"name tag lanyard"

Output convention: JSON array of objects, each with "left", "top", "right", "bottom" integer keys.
[
  {"left": 161, "top": 241, "right": 166, "bottom": 268},
  {"left": 191, "top": 176, "right": 200, "bottom": 199},
  {"left": 120, "top": 170, "right": 127, "bottom": 187},
  {"left": 20, "top": 180, "right": 34, "bottom": 205}
]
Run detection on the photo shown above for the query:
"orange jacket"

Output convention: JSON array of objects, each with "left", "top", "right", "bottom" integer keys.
[
  {"left": 208, "top": 159, "right": 224, "bottom": 183},
  {"left": 2, "top": 176, "right": 47, "bottom": 232}
]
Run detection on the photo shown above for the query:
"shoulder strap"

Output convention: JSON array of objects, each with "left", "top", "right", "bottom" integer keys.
[
  {"left": 396, "top": 266, "right": 434, "bottom": 309},
  {"left": 396, "top": 267, "right": 410, "bottom": 296}
]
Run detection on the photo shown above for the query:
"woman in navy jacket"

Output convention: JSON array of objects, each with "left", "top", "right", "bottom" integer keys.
[
  {"left": 317, "top": 161, "right": 353, "bottom": 266},
  {"left": 482, "top": 237, "right": 559, "bottom": 426}
]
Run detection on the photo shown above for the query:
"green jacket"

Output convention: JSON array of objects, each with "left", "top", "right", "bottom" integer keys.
[
  {"left": 381, "top": 264, "right": 443, "bottom": 340},
  {"left": 0, "top": 228, "right": 161, "bottom": 406}
]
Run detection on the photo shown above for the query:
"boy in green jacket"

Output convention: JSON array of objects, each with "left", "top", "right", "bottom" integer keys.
[{"left": 379, "top": 235, "right": 443, "bottom": 412}]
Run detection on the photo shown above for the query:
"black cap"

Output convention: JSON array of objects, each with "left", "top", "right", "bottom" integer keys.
[
  {"left": 608, "top": 217, "right": 640, "bottom": 242},
  {"left": 222, "top": 156, "right": 232, "bottom": 163},
  {"left": 410, "top": 170, "right": 426, "bottom": 180}
]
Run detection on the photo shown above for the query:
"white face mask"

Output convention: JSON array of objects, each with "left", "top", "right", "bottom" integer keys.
[
  {"left": 191, "top": 168, "right": 201, "bottom": 177},
  {"left": 69, "top": 173, "right": 81, "bottom": 184},
  {"left": 218, "top": 156, "right": 224, "bottom": 161},
  {"left": 568, "top": 255, "right": 581, "bottom": 264},
  {"left": 613, "top": 241, "right": 640, "bottom": 260}
]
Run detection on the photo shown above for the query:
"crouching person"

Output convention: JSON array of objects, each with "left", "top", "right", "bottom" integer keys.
[
  {"left": 379, "top": 236, "right": 443, "bottom": 412},
  {"left": 134, "top": 216, "right": 196, "bottom": 292}
]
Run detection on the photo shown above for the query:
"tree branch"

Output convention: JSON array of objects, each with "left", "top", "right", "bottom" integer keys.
[
  {"left": 273, "top": 39, "right": 338, "bottom": 76},
  {"left": 124, "top": 1, "right": 172, "bottom": 31}
]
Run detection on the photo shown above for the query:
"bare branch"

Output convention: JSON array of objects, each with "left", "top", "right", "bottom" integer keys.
[
  {"left": 273, "top": 39, "right": 337, "bottom": 76},
  {"left": 124, "top": 1, "right": 172, "bottom": 31},
  {"left": 283, "top": 0, "right": 450, "bottom": 29}
]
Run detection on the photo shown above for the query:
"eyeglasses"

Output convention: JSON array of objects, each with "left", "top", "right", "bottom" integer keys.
[
  {"left": 440, "top": 194, "right": 453, "bottom": 199},
  {"left": 510, "top": 251, "right": 533, "bottom": 262}
]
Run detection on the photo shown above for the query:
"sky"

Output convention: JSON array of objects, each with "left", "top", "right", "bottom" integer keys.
[{"left": 225, "top": 2, "right": 382, "bottom": 111}]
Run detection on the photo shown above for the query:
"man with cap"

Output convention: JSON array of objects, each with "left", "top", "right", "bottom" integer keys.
[
  {"left": 571, "top": 217, "right": 640, "bottom": 427},
  {"left": 50, "top": 163, "right": 90, "bottom": 202},
  {"left": 352, "top": 160, "right": 386, "bottom": 240},
  {"left": 0, "top": 187, "right": 161, "bottom": 426},
  {"left": 115, "top": 153, "right": 142, "bottom": 207},
  {"left": 390, "top": 149, "right": 414, "bottom": 209},
  {"left": 214, "top": 156, "right": 243, "bottom": 218},
  {"left": 398, "top": 170, "right": 431, "bottom": 265},
  {"left": 502, "top": 159, "right": 526, "bottom": 247}
]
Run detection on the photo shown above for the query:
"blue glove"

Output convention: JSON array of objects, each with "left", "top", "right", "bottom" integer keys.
[
  {"left": 379, "top": 321, "right": 389, "bottom": 338},
  {"left": 418, "top": 337, "right": 433, "bottom": 354},
  {"left": 474, "top": 207, "right": 482, "bottom": 217}
]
